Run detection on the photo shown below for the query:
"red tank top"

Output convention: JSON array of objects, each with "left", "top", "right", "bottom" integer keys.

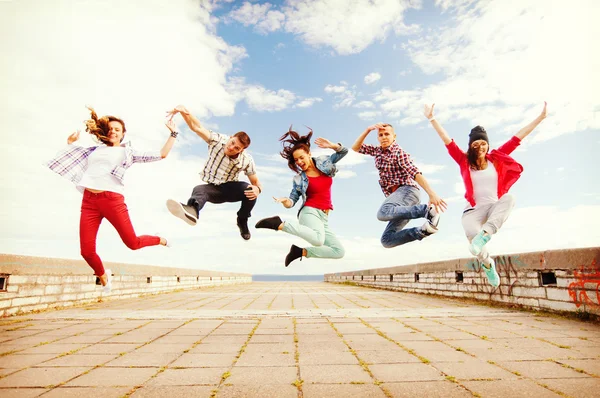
[{"left": 304, "top": 174, "right": 333, "bottom": 211}]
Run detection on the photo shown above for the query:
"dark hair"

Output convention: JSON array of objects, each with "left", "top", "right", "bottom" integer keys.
[
  {"left": 279, "top": 125, "right": 313, "bottom": 173},
  {"left": 467, "top": 125, "right": 490, "bottom": 170},
  {"left": 233, "top": 131, "right": 251, "bottom": 148},
  {"left": 84, "top": 106, "right": 126, "bottom": 146}
]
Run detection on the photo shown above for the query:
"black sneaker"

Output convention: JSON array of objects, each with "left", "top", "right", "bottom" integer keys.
[
  {"left": 255, "top": 216, "right": 283, "bottom": 230},
  {"left": 285, "top": 245, "right": 303, "bottom": 267},
  {"left": 237, "top": 217, "right": 251, "bottom": 240},
  {"left": 166, "top": 199, "right": 198, "bottom": 226}
]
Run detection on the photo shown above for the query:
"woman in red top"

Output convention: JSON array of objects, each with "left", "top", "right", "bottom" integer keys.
[
  {"left": 255, "top": 128, "right": 348, "bottom": 267},
  {"left": 424, "top": 102, "right": 547, "bottom": 287}
]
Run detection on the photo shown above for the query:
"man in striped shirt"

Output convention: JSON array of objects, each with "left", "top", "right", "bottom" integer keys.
[{"left": 165, "top": 105, "right": 263, "bottom": 240}]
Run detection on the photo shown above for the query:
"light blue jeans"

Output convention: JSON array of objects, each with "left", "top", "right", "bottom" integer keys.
[
  {"left": 282, "top": 206, "right": 345, "bottom": 259},
  {"left": 377, "top": 186, "right": 428, "bottom": 248}
]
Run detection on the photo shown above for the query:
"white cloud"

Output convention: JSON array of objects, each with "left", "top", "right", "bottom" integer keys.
[
  {"left": 399, "top": 0, "right": 600, "bottom": 142},
  {"left": 364, "top": 72, "right": 381, "bottom": 85},
  {"left": 358, "top": 111, "right": 381, "bottom": 121},
  {"left": 227, "top": 77, "right": 296, "bottom": 112},
  {"left": 295, "top": 97, "right": 323, "bottom": 108},
  {"left": 354, "top": 101, "right": 375, "bottom": 109},
  {"left": 282, "top": 0, "right": 421, "bottom": 55},
  {"left": 226, "top": 1, "right": 285, "bottom": 34},
  {"left": 324, "top": 82, "right": 356, "bottom": 109}
]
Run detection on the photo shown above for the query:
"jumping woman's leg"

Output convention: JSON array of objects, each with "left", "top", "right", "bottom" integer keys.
[
  {"left": 281, "top": 207, "right": 326, "bottom": 247},
  {"left": 79, "top": 190, "right": 105, "bottom": 277}
]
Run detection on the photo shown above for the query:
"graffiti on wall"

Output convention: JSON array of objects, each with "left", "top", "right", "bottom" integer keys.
[
  {"left": 464, "top": 254, "right": 532, "bottom": 295},
  {"left": 568, "top": 259, "right": 600, "bottom": 308}
]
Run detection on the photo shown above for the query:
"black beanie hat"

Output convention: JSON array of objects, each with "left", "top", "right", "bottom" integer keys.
[{"left": 469, "top": 125, "right": 489, "bottom": 146}]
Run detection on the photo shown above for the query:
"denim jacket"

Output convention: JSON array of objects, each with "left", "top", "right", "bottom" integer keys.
[{"left": 288, "top": 145, "right": 348, "bottom": 209}]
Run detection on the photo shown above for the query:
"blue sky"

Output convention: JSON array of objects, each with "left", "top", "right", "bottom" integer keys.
[{"left": 1, "top": 0, "right": 598, "bottom": 275}]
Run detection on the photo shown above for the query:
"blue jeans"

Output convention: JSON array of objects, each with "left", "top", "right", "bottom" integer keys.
[{"left": 377, "top": 186, "right": 428, "bottom": 248}]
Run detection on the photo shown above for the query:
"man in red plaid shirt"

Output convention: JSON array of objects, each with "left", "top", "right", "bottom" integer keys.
[{"left": 352, "top": 123, "right": 447, "bottom": 248}]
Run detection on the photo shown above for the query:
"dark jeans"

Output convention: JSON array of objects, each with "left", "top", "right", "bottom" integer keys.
[{"left": 187, "top": 181, "right": 256, "bottom": 220}]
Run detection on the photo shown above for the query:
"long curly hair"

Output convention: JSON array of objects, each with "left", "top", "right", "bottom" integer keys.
[
  {"left": 84, "top": 106, "right": 126, "bottom": 146},
  {"left": 279, "top": 125, "right": 313, "bottom": 173}
]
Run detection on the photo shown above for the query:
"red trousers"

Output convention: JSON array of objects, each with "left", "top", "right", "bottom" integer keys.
[{"left": 80, "top": 190, "right": 160, "bottom": 276}]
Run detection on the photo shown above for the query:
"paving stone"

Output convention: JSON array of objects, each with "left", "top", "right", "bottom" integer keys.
[
  {"left": 236, "top": 351, "right": 295, "bottom": 367},
  {"left": 302, "top": 383, "right": 387, "bottom": 397},
  {"left": 42, "top": 387, "right": 131, "bottom": 397},
  {"left": 558, "top": 359, "right": 600, "bottom": 376},
  {"left": 0, "top": 388, "right": 49, "bottom": 397},
  {"left": 76, "top": 343, "right": 139, "bottom": 355},
  {"left": 130, "top": 386, "right": 214, "bottom": 397},
  {"left": 300, "top": 364, "right": 372, "bottom": 384},
  {"left": 218, "top": 384, "right": 298, "bottom": 397},
  {"left": 170, "top": 353, "right": 236, "bottom": 368},
  {"left": 431, "top": 358, "right": 518, "bottom": 380},
  {"left": 38, "top": 354, "right": 118, "bottom": 367},
  {"left": 355, "top": 349, "right": 421, "bottom": 364},
  {"left": 226, "top": 366, "right": 298, "bottom": 385},
  {"left": 298, "top": 350, "right": 358, "bottom": 365},
  {"left": 540, "top": 377, "right": 600, "bottom": 398},
  {"left": 65, "top": 367, "right": 157, "bottom": 387},
  {"left": 144, "top": 367, "right": 226, "bottom": 386},
  {"left": 382, "top": 381, "right": 472, "bottom": 397},
  {"left": 104, "top": 352, "right": 180, "bottom": 367},
  {"left": 369, "top": 363, "right": 446, "bottom": 382},
  {"left": 0, "top": 367, "right": 92, "bottom": 387},
  {"left": 0, "top": 354, "right": 58, "bottom": 368},
  {"left": 462, "top": 379, "right": 563, "bottom": 397},
  {"left": 498, "top": 360, "right": 593, "bottom": 379},
  {"left": 18, "top": 343, "right": 90, "bottom": 355}
]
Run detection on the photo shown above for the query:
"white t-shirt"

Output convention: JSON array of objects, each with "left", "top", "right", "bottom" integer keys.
[
  {"left": 470, "top": 161, "right": 498, "bottom": 207},
  {"left": 78, "top": 147, "right": 126, "bottom": 194}
]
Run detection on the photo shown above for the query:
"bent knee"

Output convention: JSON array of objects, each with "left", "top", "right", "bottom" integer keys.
[{"left": 332, "top": 247, "right": 345, "bottom": 259}]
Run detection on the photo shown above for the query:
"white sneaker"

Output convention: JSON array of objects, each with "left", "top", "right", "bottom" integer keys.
[
  {"left": 166, "top": 199, "right": 197, "bottom": 226},
  {"left": 426, "top": 205, "right": 440, "bottom": 229},
  {"left": 102, "top": 269, "right": 112, "bottom": 294},
  {"left": 421, "top": 221, "right": 438, "bottom": 236}
]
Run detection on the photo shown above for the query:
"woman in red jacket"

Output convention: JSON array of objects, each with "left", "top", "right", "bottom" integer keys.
[{"left": 423, "top": 102, "right": 547, "bottom": 287}]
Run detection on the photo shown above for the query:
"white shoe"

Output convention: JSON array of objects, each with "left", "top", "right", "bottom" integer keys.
[
  {"left": 426, "top": 205, "right": 440, "bottom": 229},
  {"left": 421, "top": 221, "right": 438, "bottom": 236},
  {"left": 102, "top": 269, "right": 112, "bottom": 294},
  {"left": 166, "top": 199, "right": 197, "bottom": 226}
]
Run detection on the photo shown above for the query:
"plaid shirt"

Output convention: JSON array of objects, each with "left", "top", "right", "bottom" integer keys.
[
  {"left": 45, "top": 142, "right": 162, "bottom": 192},
  {"left": 200, "top": 132, "right": 256, "bottom": 185},
  {"left": 359, "top": 142, "right": 420, "bottom": 196}
]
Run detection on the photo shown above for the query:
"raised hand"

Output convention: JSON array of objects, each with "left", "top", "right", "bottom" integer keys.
[
  {"left": 165, "top": 119, "right": 177, "bottom": 133},
  {"left": 67, "top": 130, "right": 80, "bottom": 145},
  {"left": 424, "top": 104, "right": 435, "bottom": 119},
  {"left": 166, "top": 105, "right": 189, "bottom": 121},
  {"left": 314, "top": 137, "right": 335, "bottom": 149}
]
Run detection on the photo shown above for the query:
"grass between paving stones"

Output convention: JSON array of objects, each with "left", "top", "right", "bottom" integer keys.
[
  {"left": 327, "top": 319, "right": 393, "bottom": 398},
  {"left": 207, "top": 319, "right": 261, "bottom": 398},
  {"left": 291, "top": 318, "right": 303, "bottom": 394}
]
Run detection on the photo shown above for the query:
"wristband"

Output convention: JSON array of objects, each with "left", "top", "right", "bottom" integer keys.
[
  {"left": 428, "top": 117, "right": 435, "bottom": 122},
  {"left": 257, "top": 186, "right": 262, "bottom": 194},
  {"left": 170, "top": 131, "right": 179, "bottom": 138}
]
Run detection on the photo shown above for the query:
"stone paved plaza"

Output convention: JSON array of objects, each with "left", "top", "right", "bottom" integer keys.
[{"left": 0, "top": 282, "right": 598, "bottom": 397}]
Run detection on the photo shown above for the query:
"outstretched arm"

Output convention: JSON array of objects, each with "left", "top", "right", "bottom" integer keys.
[
  {"left": 315, "top": 137, "right": 348, "bottom": 163},
  {"left": 414, "top": 173, "right": 447, "bottom": 214},
  {"left": 159, "top": 119, "right": 178, "bottom": 158},
  {"left": 515, "top": 102, "right": 547, "bottom": 140},
  {"left": 166, "top": 105, "right": 212, "bottom": 143},
  {"left": 352, "top": 124, "right": 379, "bottom": 152},
  {"left": 424, "top": 104, "right": 452, "bottom": 145}
]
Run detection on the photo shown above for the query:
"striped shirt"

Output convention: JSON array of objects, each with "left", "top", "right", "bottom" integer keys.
[
  {"left": 359, "top": 142, "right": 421, "bottom": 196},
  {"left": 200, "top": 132, "right": 256, "bottom": 185},
  {"left": 45, "top": 142, "right": 162, "bottom": 193}
]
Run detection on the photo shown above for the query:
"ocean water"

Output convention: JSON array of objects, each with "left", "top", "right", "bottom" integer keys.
[{"left": 252, "top": 274, "right": 324, "bottom": 282}]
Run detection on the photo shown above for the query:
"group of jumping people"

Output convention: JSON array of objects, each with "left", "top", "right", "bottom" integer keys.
[{"left": 46, "top": 102, "right": 548, "bottom": 292}]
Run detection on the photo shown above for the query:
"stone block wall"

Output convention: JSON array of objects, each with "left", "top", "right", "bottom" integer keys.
[
  {"left": 325, "top": 247, "right": 600, "bottom": 316},
  {"left": 0, "top": 254, "right": 251, "bottom": 317}
]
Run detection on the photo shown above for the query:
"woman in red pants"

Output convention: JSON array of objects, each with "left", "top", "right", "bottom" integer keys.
[{"left": 46, "top": 106, "right": 178, "bottom": 293}]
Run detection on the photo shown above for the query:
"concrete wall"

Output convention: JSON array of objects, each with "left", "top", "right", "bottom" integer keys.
[
  {"left": 0, "top": 254, "right": 251, "bottom": 317},
  {"left": 325, "top": 247, "right": 600, "bottom": 316}
]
